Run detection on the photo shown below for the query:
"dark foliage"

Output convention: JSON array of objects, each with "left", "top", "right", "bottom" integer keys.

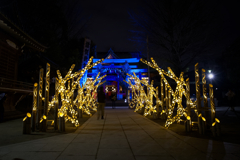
[
  {"left": 222, "top": 37, "right": 240, "bottom": 87},
  {"left": 129, "top": 0, "right": 224, "bottom": 75}
]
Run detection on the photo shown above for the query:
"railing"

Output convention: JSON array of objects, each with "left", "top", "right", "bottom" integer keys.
[{"left": 0, "top": 77, "right": 33, "bottom": 92}]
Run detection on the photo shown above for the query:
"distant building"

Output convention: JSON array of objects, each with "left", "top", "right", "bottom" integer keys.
[{"left": 81, "top": 48, "right": 148, "bottom": 100}]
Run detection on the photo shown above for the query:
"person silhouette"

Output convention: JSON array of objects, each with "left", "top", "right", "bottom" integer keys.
[
  {"left": 225, "top": 89, "right": 236, "bottom": 111},
  {"left": 97, "top": 86, "right": 105, "bottom": 119},
  {"left": 111, "top": 92, "right": 116, "bottom": 109}
]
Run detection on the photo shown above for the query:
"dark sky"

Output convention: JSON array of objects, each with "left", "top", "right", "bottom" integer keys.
[
  {"left": 78, "top": 0, "right": 240, "bottom": 53},
  {"left": 80, "top": 0, "right": 141, "bottom": 52}
]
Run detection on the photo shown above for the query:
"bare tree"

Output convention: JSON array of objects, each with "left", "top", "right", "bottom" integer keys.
[
  {"left": 58, "top": 0, "right": 90, "bottom": 40},
  {"left": 222, "top": 37, "right": 240, "bottom": 86},
  {"left": 129, "top": 0, "right": 224, "bottom": 75}
]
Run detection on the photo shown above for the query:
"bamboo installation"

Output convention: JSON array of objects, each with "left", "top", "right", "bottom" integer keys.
[
  {"left": 125, "top": 57, "right": 221, "bottom": 136},
  {"left": 27, "top": 57, "right": 106, "bottom": 133}
]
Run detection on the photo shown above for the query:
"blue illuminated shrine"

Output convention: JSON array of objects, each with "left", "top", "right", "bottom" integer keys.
[{"left": 84, "top": 48, "right": 148, "bottom": 100}]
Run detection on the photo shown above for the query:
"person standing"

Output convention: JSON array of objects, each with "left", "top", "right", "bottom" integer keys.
[
  {"left": 108, "top": 90, "right": 111, "bottom": 100},
  {"left": 225, "top": 89, "right": 236, "bottom": 111},
  {"left": 97, "top": 86, "right": 105, "bottom": 119},
  {"left": 0, "top": 93, "right": 7, "bottom": 123},
  {"left": 111, "top": 92, "right": 116, "bottom": 109}
]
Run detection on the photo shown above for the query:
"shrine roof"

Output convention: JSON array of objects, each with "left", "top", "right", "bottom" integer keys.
[
  {"left": 0, "top": 12, "right": 47, "bottom": 52},
  {"left": 96, "top": 48, "right": 141, "bottom": 59}
]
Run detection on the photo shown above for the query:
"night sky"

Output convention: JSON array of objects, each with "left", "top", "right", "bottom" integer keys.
[
  {"left": 79, "top": 0, "right": 142, "bottom": 52},
  {"left": 78, "top": 0, "right": 240, "bottom": 53}
]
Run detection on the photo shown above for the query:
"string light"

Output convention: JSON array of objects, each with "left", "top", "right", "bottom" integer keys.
[
  {"left": 125, "top": 57, "right": 221, "bottom": 130},
  {"left": 35, "top": 57, "right": 106, "bottom": 128}
]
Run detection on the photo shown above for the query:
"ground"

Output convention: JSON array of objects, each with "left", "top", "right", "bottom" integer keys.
[
  {"left": 0, "top": 108, "right": 240, "bottom": 160},
  {"left": 141, "top": 106, "right": 240, "bottom": 145}
]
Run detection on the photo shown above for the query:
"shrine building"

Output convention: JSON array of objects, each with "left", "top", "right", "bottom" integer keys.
[{"left": 81, "top": 47, "right": 148, "bottom": 100}]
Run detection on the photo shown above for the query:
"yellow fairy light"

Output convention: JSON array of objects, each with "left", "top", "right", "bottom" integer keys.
[
  {"left": 23, "top": 117, "right": 27, "bottom": 121},
  {"left": 215, "top": 118, "right": 220, "bottom": 123},
  {"left": 136, "top": 57, "right": 221, "bottom": 130},
  {"left": 37, "top": 58, "right": 105, "bottom": 127},
  {"left": 27, "top": 113, "right": 31, "bottom": 118},
  {"left": 202, "top": 117, "right": 206, "bottom": 121}
]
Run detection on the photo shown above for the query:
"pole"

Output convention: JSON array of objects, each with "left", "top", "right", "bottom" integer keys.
[
  {"left": 36, "top": 68, "right": 44, "bottom": 130},
  {"left": 186, "top": 78, "right": 191, "bottom": 132},
  {"left": 195, "top": 63, "right": 202, "bottom": 134},
  {"left": 42, "top": 63, "right": 50, "bottom": 132},
  {"left": 156, "top": 87, "right": 159, "bottom": 119},
  {"left": 209, "top": 84, "right": 217, "bottom": 136},
  {"left": 54, "top": 78, "right": 59, "bottom": 130},
  {"left": 165, "top": 83, "right": 168, "bottom": 116},
  {"left": 31, "top": 83, "right": 38, "bottom": 132},
  {"left": 202, "top": 69, "right": 209, "bottom": 130}
]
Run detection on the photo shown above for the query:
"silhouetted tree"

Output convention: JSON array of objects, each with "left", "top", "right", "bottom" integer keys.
[
  {"left": 129, "top": 0, "right": 223, "bottom": 75},
  {"left": 222, "top": 37, "right": 240, "bottom": 87}
]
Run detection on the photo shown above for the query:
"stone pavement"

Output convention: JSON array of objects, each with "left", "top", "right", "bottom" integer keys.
[{"left": 0, "top": 107, "right": 240, "bottom": 160}]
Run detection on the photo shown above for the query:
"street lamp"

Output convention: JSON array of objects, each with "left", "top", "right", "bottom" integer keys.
[{"left": 208, "top": 70, "right": 214, "bottom": 84}]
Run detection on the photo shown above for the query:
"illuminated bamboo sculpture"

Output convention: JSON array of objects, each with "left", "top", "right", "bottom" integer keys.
[
  {"left": 195, "top": 63, "right": 203, "bottom": 134},
  {"left": 124, "top": 73, "right": 158, "bottom": 117},
  {"left": 35, "top": 57, "right": 105, "bottom": 132},
  {"left": 202, "top": 69, "right": 208, "bottom": 134},
  {"left": 138, "top": 57, "right": 221, "bottom": 136},
  {"left": 186, "top": 78, "right": 191, "bottom": 132},
  {"left": 36, "top": 68, "right": 44, "bottom": 129},
  {"left": 155, "top": 87, "right": 160, "bottom": 119},
  {"left": 42, "top": 63, "right": 50, "bottom": 132},
  {"left": 77, "top": 86, "right": 83, "bottom": 118},
  {"left": 54, "top": 78, "right": 59, "bottom": 130},
  {"left": 165, "top": 83, "right": 168, "bottom": 116},
  {"left": 31, "top": 83, "right": 38, "bottom": 132},
  {"left": 209, "top": 84, "right": 221, "bottom": 136},
  {"left": 160, "top": 78, "right": 166, "bottom": 119}
]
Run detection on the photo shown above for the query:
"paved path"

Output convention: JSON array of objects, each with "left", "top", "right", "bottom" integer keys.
[{"left": 0, "top": 108, "right": 240, "bottom": 160}]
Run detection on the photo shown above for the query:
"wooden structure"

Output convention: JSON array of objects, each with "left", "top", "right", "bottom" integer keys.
[{"left": 0, "top": 12, "right": 46, "bottom": 111}]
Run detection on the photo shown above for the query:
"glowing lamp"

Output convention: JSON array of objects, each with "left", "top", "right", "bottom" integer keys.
[
  {"left": 215, "top": 118, "right": 220, "bottom": 123},
  {"left": 27, "top": 113, "right": 31, "bottom": 118},
  {"left": 208, "top": 73, "right": 214, "bottom": 79},
  {"left": 23, "top": 117, "right": 27, "bottom": 121}
]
